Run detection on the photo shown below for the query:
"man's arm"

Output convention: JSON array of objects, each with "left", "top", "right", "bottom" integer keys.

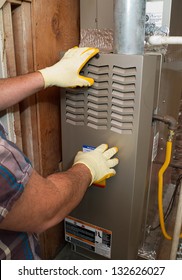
[
  {"left": 0, "top": 72, "right": 44, "bottom": 111},
  {"left": 0, "top": 47, "right": 99, "bottom": 111},
  {"left": 0, "top": 164, "right": 91, "bottom": 233},
  {"left": 0, "top": 144, "right": 118, "bottom": 234}
]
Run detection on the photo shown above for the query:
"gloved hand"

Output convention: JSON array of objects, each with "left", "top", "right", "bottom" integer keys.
[
  {"left": 39, "top": 46, "right": 99, "bottom": 88},
  {"left": 73, "top": 144, "right": 119, "bottom": 185}
]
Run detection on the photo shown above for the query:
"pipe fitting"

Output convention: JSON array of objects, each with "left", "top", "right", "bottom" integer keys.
[{"left": 152, "top": 114, "right": 177, "bottom": 131}]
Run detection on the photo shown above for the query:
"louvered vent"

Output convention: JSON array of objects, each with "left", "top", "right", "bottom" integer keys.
[
  {"left": 111, "top": 66, "right": 136, "bottom": 134},
  {"left": 65, "top": 90, "right": 85, "bottom": 126},
  {"left": 86, "top": 64, "right": 109, "bottom": 130}
]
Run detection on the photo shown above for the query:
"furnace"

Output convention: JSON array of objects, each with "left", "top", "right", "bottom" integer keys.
[{"left": 61, "top": 53, "right": 160, "bottom": 259}]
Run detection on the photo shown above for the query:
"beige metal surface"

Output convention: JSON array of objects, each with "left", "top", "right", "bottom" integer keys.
[{"left": 80, "top": 0, "right": 113, "bottom": 29}]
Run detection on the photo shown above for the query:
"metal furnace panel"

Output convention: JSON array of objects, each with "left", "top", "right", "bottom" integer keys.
[{"left": 60, "top": 53, "right": 160, "bottom": 259}]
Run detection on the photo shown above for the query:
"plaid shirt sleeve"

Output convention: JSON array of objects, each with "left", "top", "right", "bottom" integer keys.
[{"left": 0, "top": 124, "right": 33, "bottom": 222}]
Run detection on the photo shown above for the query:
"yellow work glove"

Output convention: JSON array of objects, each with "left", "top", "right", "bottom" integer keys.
[
  {"left": 39, "top": 47, "right": 99, "bottom": 88},
  {"left": 73, "top": 144, "right": 119, "bottom": 185}
]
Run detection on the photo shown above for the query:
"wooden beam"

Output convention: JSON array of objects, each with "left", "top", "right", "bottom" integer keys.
[
  {"left": 7, "top": 0, "right": 22, "bottom": 5},
  {"left": 0, "top": 0, "right": 6, "bottom": 9},
  {"left": 0, "top": 8, "right": 16, "bottom": 143},
  {"left": 0, "top": 1, "right": 32, "bottom": 9},
  {"left": 32, "top": 0, "right": 80, "bottom": 177},
  {"left": 12, "top": 1, "right": 40, "bottom": 170},
  {"left": 2, "top": 1, "right": 22, "bottom": 149},
  {"left": 2, "top": 2, "right": 16, "bottom": 77},
  {"left": 0, "top": 9, "right": 7, "bottom": 78}
]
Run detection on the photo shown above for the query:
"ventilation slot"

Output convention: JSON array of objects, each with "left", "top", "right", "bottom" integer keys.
[
  {"left": 87, "top": 88, "right": 108, "bottom": 97},
  {"left": 111, "top": 65, "right": 136, "bottom": 134},
  {"left": 112, "top": 97, "right": 134, "bottom": 107},
  {"left": 88, "top": 64, "right": 109, "bottom": 74},
  {"left": 112, "top": 82, "right": 135, "bottom": 93},
  {"left": 65, "top": 91, "right": 85, "bottom": 126},
  {"left": 112, "top": 89, "right": 135, "bottom": 100},
  {"left": 113, "top": 66, "right": 136, "bottom": 76},
  {"left": 87, "top": 109, "right": 108, "bottom": 118},
  {"left": 88, "top": 95, "right": 108, "bottom": 104},
  {"left": 112, "top": 74, "right": 136, "bottom": 84},
  {"left": 87, "top": 64, "right": 109, "bottom": 130}
]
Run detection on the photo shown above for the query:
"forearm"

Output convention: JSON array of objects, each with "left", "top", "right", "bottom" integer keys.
[
  {"left": 0, "top": 164, "right": 91, "bottom": 233},
  {"left": 45, "top": 164, "right": 91, "bottom": 230},
  {"left": 0, "top": 72, "right": 44, "bottom": 110}
]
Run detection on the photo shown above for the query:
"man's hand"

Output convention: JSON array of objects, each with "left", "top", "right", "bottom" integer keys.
[
  {"left": 73, "top": 144, "right": 119, "bottom": 185},
  {"left": 39, "top": 47, "right": 99, "bottom": 88}
]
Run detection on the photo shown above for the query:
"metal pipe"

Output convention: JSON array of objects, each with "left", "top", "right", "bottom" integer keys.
[
  {"left": 113, "top": 0, "right": 146, "bottom": 55},
  {"left": 152, "top": 114, "right": 177, "bottom": 131},
  {"left": 148, "top": 36, "right": 182, "bottom": 46}
]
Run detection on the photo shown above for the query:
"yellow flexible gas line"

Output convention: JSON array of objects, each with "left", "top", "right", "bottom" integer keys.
[
  {"left": 158, "top": 134, "right": 182, "bottom": 240},
  {"left": 158, "top": 140, "right": 172, "bottom": 240}
]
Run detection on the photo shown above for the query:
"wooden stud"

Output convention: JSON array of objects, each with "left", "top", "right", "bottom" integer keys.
[
  {"left": 12, "top": 1, "right": 40, "bottom": 170},
  {"left": 2, "top": 1, "right": 22, "bottom": 149}
]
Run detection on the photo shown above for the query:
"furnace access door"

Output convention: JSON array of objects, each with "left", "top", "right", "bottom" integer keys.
[{"left": 60, "top": 53, "right": 160, "bottom": 259}]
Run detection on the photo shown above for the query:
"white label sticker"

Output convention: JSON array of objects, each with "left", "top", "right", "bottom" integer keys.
[
  {"left": 146, "top": 1, "right": 163, "bottom": 27},
  {"left": 65, "top": 216, "right": 112, "bottom": 259}
]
